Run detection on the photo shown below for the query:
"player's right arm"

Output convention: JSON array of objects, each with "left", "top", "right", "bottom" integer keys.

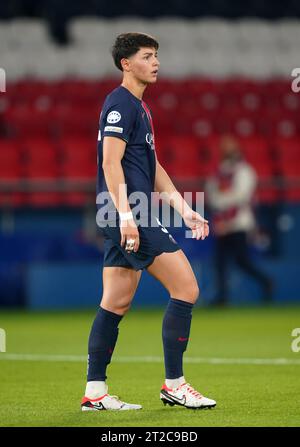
[{"left": 102, "top": 136, "right": 140, "bottom": 252}]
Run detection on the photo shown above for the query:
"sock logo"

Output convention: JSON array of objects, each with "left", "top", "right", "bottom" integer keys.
[{"left": 178, "top": 337, "right": 189, "bottom": 342}]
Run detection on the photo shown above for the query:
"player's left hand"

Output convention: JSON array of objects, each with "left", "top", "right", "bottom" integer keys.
[{"left": 183, "top": 209, "right": 209, "bottom": 240}]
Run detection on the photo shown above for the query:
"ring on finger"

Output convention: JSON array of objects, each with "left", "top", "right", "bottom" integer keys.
[{"left": 126, "top": 239, "right": 135, "bottom": 250}]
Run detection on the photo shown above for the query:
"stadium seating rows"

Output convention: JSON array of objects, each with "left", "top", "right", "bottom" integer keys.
[
  {"left": 1, "top": 18, "right": 300, "bottom": 79},
  {"left": 0, "top": 79, "right": 300, "bottom": 206},
  {"left": 2, "top": 79, "right": 300, "bottom": 138}
]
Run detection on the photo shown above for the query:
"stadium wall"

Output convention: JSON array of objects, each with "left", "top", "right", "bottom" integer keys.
[
  {"left": 1, "top": 204, "right": 300, "bottom": 308},
  {"left": 25, "top": 258, "right": 300, "bottom": 310}
]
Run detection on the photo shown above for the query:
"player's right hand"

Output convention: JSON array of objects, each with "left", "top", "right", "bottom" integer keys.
[{"left": 120, "top": 218, "right": 140, "bottom": 253}]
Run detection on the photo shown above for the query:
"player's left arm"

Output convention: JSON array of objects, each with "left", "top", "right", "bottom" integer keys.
[{"left": 154, "top": 158, "right": 209, "bottom": 240}]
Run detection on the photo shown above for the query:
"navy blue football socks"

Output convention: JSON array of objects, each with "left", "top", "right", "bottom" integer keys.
[
  {"left": 87, "top": 306, "right": 123, "bottom": 381},
  {"left": 88, "top": 299, "right": 193, "bottom": 382},
  {"left": 162, "top": 298, "right": 194, "bottom": 379}
]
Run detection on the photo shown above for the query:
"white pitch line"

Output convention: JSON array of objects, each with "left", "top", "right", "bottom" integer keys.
[{"left": 0, "top": 353, "right": 300, "bottom": 365}]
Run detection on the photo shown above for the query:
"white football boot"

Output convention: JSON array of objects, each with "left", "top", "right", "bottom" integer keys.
[
  {"left": 81, "top": 384, "right": 142, "bottom": 411},
  {"left": 160, "top": 382, "right": 216, "bottom": 409}
]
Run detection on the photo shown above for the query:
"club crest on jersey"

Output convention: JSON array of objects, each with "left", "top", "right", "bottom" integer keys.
[
  {"left": 146, "top": 132, "right": 155, "bottom": 150},
  {"left": 107, "top": 111, "right": 121, "bottom": 124}
]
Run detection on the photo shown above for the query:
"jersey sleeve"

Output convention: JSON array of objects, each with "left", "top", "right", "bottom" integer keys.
[{"left": 102, "top": 100, "right": 137, "bottom": 143}]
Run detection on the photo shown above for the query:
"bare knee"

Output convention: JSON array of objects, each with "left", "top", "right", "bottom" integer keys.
[
  {"left": 185, "top": 282, "right": 200, "bottom": 304},
  {"left": 171, "top": 281, "right": 200, "bottom": 304},
  {"left": 100, "top": 293, "right": 133, "bottom": 316},
  {"left": 101, "top": 267, "right": 141, "bottom": 315}
]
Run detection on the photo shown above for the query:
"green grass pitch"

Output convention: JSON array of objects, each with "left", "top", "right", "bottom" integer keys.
[{"left": 0, "top": 305, "right": 300, "bottom": 427}]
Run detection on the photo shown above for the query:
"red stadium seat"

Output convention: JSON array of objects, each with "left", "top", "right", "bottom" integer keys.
[
  {"left": 59, "top": 136, "right": 96, "bottom": 205},
  {"left": 258, "top": 108, "right": 298, "bottom": 138},
  {"left": 275, "top": 137, "right": 300, "bottom": 163},
  {"left": 59, "top": 136, "right": 96, "bottom": 166},
  {"left": 238, "top": 136, "right": 277, "bottom": 203},
  {"left": 23, "top": 139, "right": 58, "bottom": 178},
  {"left": 156, "top": 134, "right": 220, "bottom": 179},
  {"left": 0, "top": 140, "right": 22, "bottom": 178},
  {"left": 51, "top": 103, "right": 99, "bottom": 137},
  {"left": 20, "top": 138, "right": 61, "bottom": 206},
  {"left": 4, "top": 104, "right": 51, "bottom": 138},
  {"left": 238, "top": 136, "right": 272, "bottom": 165},
  {"left": 23, "top": 138, "right": 58, "bottom": 165},
  {"left": 275, "top": 138, "right": 300, "bottom": 201},
  {"left": 158, "top": 136, "right": 201, "bottom": 180},
  {"left": 1, "top": 79, "right": 299, "bottom": 206},
  {"left": 0, "top": 140, "right": 25, "bottom": 205}
]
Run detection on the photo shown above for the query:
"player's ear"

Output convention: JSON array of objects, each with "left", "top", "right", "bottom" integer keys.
[{"left": 120, "top": 57, "right": 130, "bottom": 72}]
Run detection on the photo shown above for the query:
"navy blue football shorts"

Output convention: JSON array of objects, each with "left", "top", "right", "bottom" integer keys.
[{"left": 99, "top": 219, "right": 180, "bottom": 271}]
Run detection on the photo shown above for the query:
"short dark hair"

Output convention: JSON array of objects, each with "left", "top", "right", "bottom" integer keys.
[{"left": 111, "top": 32, "right": 159, "bottom": 71}]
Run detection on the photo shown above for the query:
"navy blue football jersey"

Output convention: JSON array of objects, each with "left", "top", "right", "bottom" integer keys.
[{"left": 96, "top": 85, "right": 156, "bottom": 222}]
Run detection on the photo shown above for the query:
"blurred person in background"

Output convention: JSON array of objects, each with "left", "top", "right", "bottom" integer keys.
[{"left": 206, "top": 135, "right": 273, "bottom": 306}]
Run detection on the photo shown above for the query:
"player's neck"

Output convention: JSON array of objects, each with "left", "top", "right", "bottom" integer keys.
[{"left": 121, "top": 78, "right": 147, "bottom": 101}]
